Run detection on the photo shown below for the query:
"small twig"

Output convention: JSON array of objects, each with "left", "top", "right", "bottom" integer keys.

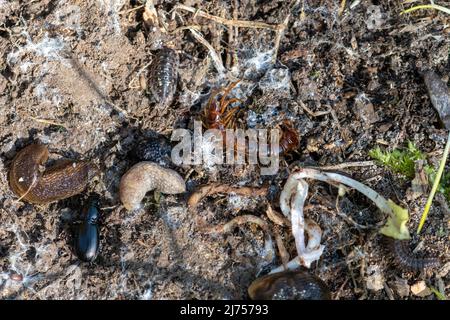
[
  {"left": 338, "top": 0, "right": 347, "bottom": 16},
  {"left": 186, "top": 27, "right": 226, "bottom": 76},
  {"left": 29, "top": 116, "right": 66, "bottom": 128},
  {"left": 300, "top": 101, "right": 331, "bottom": 117},
  {"left": 308, "top": 160, "right": 376, "bottom": 171},
  {"left": 175, "top": 4, "right": 287, "bottom": 31},
  {"left": 272, "top": 15, "right": 290, "bottom": 63},
  {"left": 119, "top": 4, "right": 145, "bottom": 15}
]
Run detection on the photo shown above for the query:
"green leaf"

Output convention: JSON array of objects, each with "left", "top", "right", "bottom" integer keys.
[{"left": 379, "top": 199, "right": 411, "bottom": 240}]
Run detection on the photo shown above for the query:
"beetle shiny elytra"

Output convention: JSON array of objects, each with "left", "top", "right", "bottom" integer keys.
[{"left": 75, "top": 201, "right": 100, "bottom": 262}]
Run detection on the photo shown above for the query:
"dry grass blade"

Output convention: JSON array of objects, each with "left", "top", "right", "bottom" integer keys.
[{"left": 175, "top": 4, "right": 287, "bottom": 31}]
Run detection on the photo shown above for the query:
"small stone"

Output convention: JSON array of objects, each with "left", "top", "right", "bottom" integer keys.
[
  {"left": 437, "top": 262, "right": 450, "bottom": 278},
  {"left": 411, "top": 281, "right": 432, "bottom": 297},
  {"left": 366, "top": 5, "right": 386, "bottom": 31},
  {"left": 390, "top": 277, "right": 410, "bottom": 298},
  {"left": 354, "top": 93, "right": 379, "bottom": 127},
  {"left": 366, "top": 265, "right": 385, "bottom": 291}
]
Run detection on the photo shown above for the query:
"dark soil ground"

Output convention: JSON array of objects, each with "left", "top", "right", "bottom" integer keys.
[{"left": 0, "top": 0, "right": 449, "bottom": 299}]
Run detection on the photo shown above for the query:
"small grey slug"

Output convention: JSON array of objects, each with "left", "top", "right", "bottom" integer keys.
[
  {"left": 9, "top": 144, "right": 99, "bottom": 204},
  {"left": 148, "top": 47, "right": 179, "bottom": 108},
  {"left": 119, "top": 161, "right": 186, "bottom": 211},
  {"left": 248, "top": 269, "right": 331, "bottom": 300}
]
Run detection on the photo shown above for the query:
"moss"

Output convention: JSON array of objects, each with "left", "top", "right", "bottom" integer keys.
[
  {"left": 369, "top": 141, "right": 426, "bottom": 178},
  {"left": 370, "top": 141, "right": 450, "bottom": 202}
]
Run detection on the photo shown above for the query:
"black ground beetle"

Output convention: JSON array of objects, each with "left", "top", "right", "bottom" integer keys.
[{"left": 75, "top": 199, "right": 100, "bottom": 262}]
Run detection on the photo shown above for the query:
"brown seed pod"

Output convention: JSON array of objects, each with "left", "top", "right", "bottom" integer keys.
[
  {"left": 119, "top": 161, "right": 186, "bottom": 211},
  {"left": 383, "top": 236, "right": 440, "bottom": 271},
  {"left": 248, "top": 269, "right": 331, "bottom": 300},
  {"left": 9, "top": 144, "right": 99, "bottom": 204},
  {"left": 148, "top": 47, "right": 179, "bottom": 108}
]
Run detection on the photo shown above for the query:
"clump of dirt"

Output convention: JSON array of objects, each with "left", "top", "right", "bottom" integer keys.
[{"left": 0, "top": 0, "right": 449, "bottom": 299}]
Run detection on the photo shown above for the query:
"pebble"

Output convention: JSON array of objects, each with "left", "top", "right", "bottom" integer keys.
[
  {"left": 390, "top": 277, "right": 410, "bottom": 298},
  {"left": 437, "top": 262, "right": 450, "bottom": 278},
  {"left": 366, "top": 265, "right": 385, "bottom": 291},
  {"left": 354, "top": 93, "right": 379, "bottom": 126},
  {"left": 411, "top": 281, "right": 432, "bottom": 297}
]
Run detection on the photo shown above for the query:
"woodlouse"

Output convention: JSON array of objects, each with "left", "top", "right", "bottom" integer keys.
[
  {"left": 148, "top": 47, "right": 179, "bottom": 108},
  {"left": 383, "top": 236, "right": 440, "bottom": 271}
]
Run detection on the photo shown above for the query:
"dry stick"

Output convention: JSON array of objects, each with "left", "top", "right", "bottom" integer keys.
[
  {"left": 175, "top": 4, "right": 286, "bottom": 31},
  {"left": 186, "top": 27, "right": 226, "bottom": 76},
  {"left": 309, "top": 160, "right": 376, "bottom": 171},
  {"left": 29, "top": 116, "right": 66, "bottom": 128},
  {"left": 338, "top": 0, "right": 347, "bottom": 16},
  {"left": 272, "top": 15, "right": 290, "bottom": 64}
]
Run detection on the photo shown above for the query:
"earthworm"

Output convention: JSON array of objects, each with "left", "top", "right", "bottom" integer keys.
[
  {"left": 383, "top": 236, "right": 440, "bottom": 271},
  {"left": 119, "top": 161, "right": 186, "bottom": 211},
  {"left": 187, "top": 184, "right": 268, "bottom": 211},
  {"left": 148, "top": 47, "right": 179, "bottom": 108},
  {"left": 9, "top": 144, "right": 99, "bottom": 204}
]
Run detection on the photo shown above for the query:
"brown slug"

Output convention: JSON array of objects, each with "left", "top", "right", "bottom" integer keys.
[
  {"left": 119, "top": 161, "right": 186, "bottom": 211},
  {"left": 248, "top": 269, "right": 331, "bottom": 300},
  {"left": 9, "top": 144, "right": 99, "bottom": 204}
]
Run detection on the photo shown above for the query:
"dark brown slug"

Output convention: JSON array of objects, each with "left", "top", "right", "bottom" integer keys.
[
  {"left": 9, "top": 144, "right": 98, "bottom": 204},
  {"left": 248, "top": 269, "right": 331, "bottom": 300},
  {"left": 383, "top": 236, "right": 440, "bottom": 271}
]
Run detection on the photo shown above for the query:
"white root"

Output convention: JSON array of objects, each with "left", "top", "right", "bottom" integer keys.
[
  {"left": 119, "top": 162, "right": 186, "bottom": 211},
  {"left": 273, "top": 167, "right": 406, "bottom": 272}
]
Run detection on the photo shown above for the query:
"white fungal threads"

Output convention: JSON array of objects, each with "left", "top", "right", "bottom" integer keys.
[{"left": 119, "top": 162, "right": 186, "bottom": 211}]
